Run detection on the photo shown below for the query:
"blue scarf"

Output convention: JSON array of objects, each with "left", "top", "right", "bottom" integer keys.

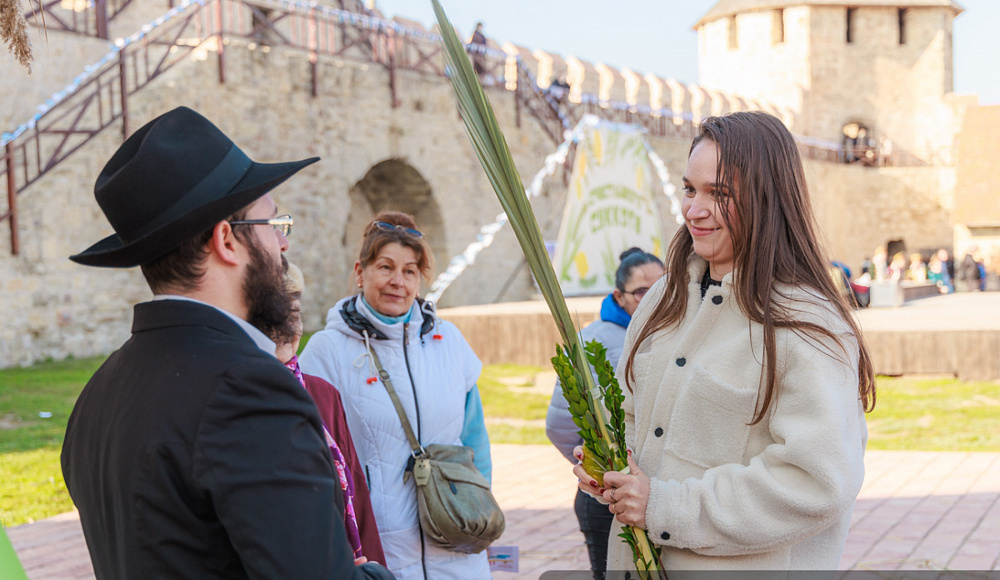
[
  {"left": 600, "top": 294, "right": 631, "bottom": 329},
  {"left": 360, "top": 294, "right": 413, "bottom": 325}
]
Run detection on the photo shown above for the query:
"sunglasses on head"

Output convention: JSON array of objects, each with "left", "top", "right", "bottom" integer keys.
[{"left": 372, "top": 221, "right": 423, "bottom": 239}]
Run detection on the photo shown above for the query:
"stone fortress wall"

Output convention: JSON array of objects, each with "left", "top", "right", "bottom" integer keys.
[
  {"left": 0, "top": 0, "right": 959, "bottom": 367},
  {"left": 697, "top": 2, "right": 964, "bottom": 163}
]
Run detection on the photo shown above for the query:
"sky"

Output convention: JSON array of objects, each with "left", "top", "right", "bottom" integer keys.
[{"left": 373, "top": 0, "right": 999, "bottom": 106}]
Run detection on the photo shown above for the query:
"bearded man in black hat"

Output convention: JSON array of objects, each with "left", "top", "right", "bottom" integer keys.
[{"left": 60, "top": 107, "right": 393, "bottom": 580}]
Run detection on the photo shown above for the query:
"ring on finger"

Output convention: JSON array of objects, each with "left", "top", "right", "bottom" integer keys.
[{"left": 610, "top": 489, "right": 616, "bottom": 502}]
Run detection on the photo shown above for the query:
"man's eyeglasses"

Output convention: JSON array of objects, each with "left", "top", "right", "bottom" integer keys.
[
  {"left": 622, "top": 287, "right": 649, "bottom": 299},
  {"left": 372, "top": 221, "right": 423, "bottom": 239},
  {"left": 229, "top": 214, "right": 294, "bottom": 237}
]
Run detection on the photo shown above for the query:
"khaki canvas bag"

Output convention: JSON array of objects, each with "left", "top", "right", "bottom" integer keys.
[{"left": 369, "top": 349, "right": 505, "bottom": 554}]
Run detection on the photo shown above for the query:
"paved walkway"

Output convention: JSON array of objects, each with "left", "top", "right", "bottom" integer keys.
[{"left": 9, "top": 446, "right": 1000, "bottom": 578}]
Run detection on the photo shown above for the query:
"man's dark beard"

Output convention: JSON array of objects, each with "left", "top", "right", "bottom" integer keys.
[{"left": 243, "top": 237, "right": 297, "bottom": 344}]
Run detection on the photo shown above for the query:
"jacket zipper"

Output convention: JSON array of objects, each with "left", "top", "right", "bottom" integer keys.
[
  {"left": 402, "top": 322, "right": 423, "bottom": 442},
  {"left": 403, "top": 322, "right": 428, "bottom": 580}
]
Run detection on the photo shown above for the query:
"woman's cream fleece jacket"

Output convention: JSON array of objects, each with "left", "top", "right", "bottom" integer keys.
[{"left": 607, "top": 256, "right": 868, "bottom": 571}]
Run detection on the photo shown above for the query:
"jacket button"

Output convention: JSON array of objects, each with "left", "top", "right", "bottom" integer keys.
[
  {"left": 676, "top": 357, "right": 686, "bottom": 367},
  {"left": 661, "top": 532, "right": 670, "bottom": 540},
  {"left": 712, "top": 295, "right": 723, "bottom": 305},
  {"left": 654, "top": 427, "right": 663, "bottom": 437}
]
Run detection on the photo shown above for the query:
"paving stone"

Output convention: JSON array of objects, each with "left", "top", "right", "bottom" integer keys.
[{"left": 9, "top": 447, "right": 1000, "bottom": 578}]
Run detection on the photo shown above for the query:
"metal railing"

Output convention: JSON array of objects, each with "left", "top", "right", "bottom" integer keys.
[
  {"left": 23, "top": 0, "right": 138, "bottom": 39},
  {"left": 3, "top": 0, "right": 213, "bottom": 254}
]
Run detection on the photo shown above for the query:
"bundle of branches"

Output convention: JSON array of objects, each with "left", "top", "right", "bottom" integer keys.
[
  {"left": 552, "top": 342, "right": 625, "bottom": 484},
  {"left": 429, "top": 1, "right": 663, "bottom": 576},
  {"left": 1, "top": 0, "right": 33, "bottom": 72},
  {"left": 553, "top": 340, "right": 663, "bottom": 578}
]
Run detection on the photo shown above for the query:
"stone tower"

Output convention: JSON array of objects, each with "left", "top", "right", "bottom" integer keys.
[{"left": 695, "top": 0, "right": 964, "bottom": 164}]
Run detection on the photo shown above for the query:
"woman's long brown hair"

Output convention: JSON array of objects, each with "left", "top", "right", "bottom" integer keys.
[{"left": 623, "top": 111, "right": 876, "bottom": 423}]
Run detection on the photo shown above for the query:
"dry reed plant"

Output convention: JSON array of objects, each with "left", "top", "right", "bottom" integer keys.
[{"left": 1, "top": 0, "right": 33, "bottom": 73}]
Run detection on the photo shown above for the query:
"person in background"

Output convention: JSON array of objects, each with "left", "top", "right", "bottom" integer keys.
[
  {"left": 829, "top": 260, "right": 857, "bottom": 307},
  {"left": 272, "top": 261, "right": 387, "bottom": 565},
  {"left": 887, "top": 252, "right": 907, "bottom": 280},
  {"left": 956, "top": 246, "right": 982, "bottom": 292},
  {"left": 870, "top": 245, "right": 888, "bottom": 280},
  {"left": 927, "top": 252, "right": 953, "bottom": 293},
  {"left": 574, "top": 111, "right": 875, "bottom": 571},
  {"left": 940, "top": 248, "right": 956, "bottom": 282},
  {"left": 546, "top": 247, "right": 664, "bottom": 579},
  {"left": 300, "top": 211, "right": 492, "bottom": 580},
  {"left": 906, "top": 253, "right": 927, "bottom": 282},
  {"left": 469, "top": 22, "right": 487, "bottom": 79},
  {"left": 859, "top": 256, "right": 872, "bottom": 280}
]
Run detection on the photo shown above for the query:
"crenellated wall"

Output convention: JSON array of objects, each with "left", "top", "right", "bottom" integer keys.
[{"left": 504, "top": 40, "right": 796, "bottom": 127}]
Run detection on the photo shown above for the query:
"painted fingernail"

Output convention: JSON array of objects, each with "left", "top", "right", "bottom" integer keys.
[
  {"left": 589, "top": 480, "right": 598, "bottom": 489},
  {"left": 598, "top": 487, "right": 606, "bottom": 494},
  {"left": 575, "top": 450, "right": 583, "bottom": 460},
  {"left": 627, "top": 449, "right": 632, "bottom": 456}
]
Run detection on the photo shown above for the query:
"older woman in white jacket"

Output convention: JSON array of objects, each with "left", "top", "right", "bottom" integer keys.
[
  {"left": 574, "top": 111, "right": 876, "bottom": 571},
  {"left": 301, "top": 212, "right": 492, "bottom": 580}
]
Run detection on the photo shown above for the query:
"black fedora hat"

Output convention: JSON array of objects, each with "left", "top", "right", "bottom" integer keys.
[{"left": 70, "top": 107, "right": 319, "bottom": 268}]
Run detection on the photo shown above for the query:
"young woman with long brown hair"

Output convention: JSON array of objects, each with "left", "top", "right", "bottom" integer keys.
[{"left": 573, "top": 111, "right": 876, "bottom": 571}]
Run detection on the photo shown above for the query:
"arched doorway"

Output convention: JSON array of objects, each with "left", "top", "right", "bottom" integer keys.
[{"left": 344, "top": 159, "right": 446, "bottom": 295}]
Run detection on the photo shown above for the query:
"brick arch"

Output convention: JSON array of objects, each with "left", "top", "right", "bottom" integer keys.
[{"left": 344, "top": 158, "right": 446, "bottom": 291}]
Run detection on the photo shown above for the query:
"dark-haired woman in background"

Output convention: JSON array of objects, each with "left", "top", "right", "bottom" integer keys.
[
  {"left": 546, "top": 247, "right": 663, "bottom": 579},
  {"left": 574, "top": 111, "right": 876, "bottom": 571}
]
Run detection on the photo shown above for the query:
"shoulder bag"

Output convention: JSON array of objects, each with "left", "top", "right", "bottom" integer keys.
[{"left": 368, "top": 348, "right": 505, "bottom": 554}]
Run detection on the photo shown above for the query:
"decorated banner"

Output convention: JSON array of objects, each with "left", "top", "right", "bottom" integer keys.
[
  {"left": 425, "top": 115, "right": 680, "bottom": 305},
  {"left": 553, "top": 123, "right": 665, "bottom": 295}
]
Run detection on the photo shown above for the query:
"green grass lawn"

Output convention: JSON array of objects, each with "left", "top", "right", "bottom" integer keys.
[
  {"left": 2, "top": 355, "right": 998, "bottom": 527},
  {"left": 478, "top": 364, "right": 552, "bottom": 445},
  {"left": 866, "top": 376, "right": 1000, "bottom": 451},
  {"left": 0, "top": 357, "right": 104, "bottom": 527}
]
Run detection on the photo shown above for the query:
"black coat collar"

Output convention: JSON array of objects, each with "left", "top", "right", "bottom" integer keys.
[{"left": 132, "top": 299, "right": 248, "bottom": 340}]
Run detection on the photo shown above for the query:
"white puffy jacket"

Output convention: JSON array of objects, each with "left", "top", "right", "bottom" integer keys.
[{"left": 299, "top": 295, "right": 491, "bottom": 580}]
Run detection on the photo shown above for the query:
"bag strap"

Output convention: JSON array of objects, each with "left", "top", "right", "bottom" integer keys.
[{"left": 368, "top": 347, "right": 424, "bottom": 456}]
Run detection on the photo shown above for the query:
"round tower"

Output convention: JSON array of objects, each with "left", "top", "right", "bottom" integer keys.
[{"left": 695, "top": 0, "right": 964, "bottom": 164}]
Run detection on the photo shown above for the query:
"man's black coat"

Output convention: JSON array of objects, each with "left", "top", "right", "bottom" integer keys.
[{"left": 62, "top": 299, "right": 392, "bottom": 579}]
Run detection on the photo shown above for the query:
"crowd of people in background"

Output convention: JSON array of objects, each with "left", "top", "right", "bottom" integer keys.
[{"left": 843, "top": 243, "right": 997, "bottom": 307}]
